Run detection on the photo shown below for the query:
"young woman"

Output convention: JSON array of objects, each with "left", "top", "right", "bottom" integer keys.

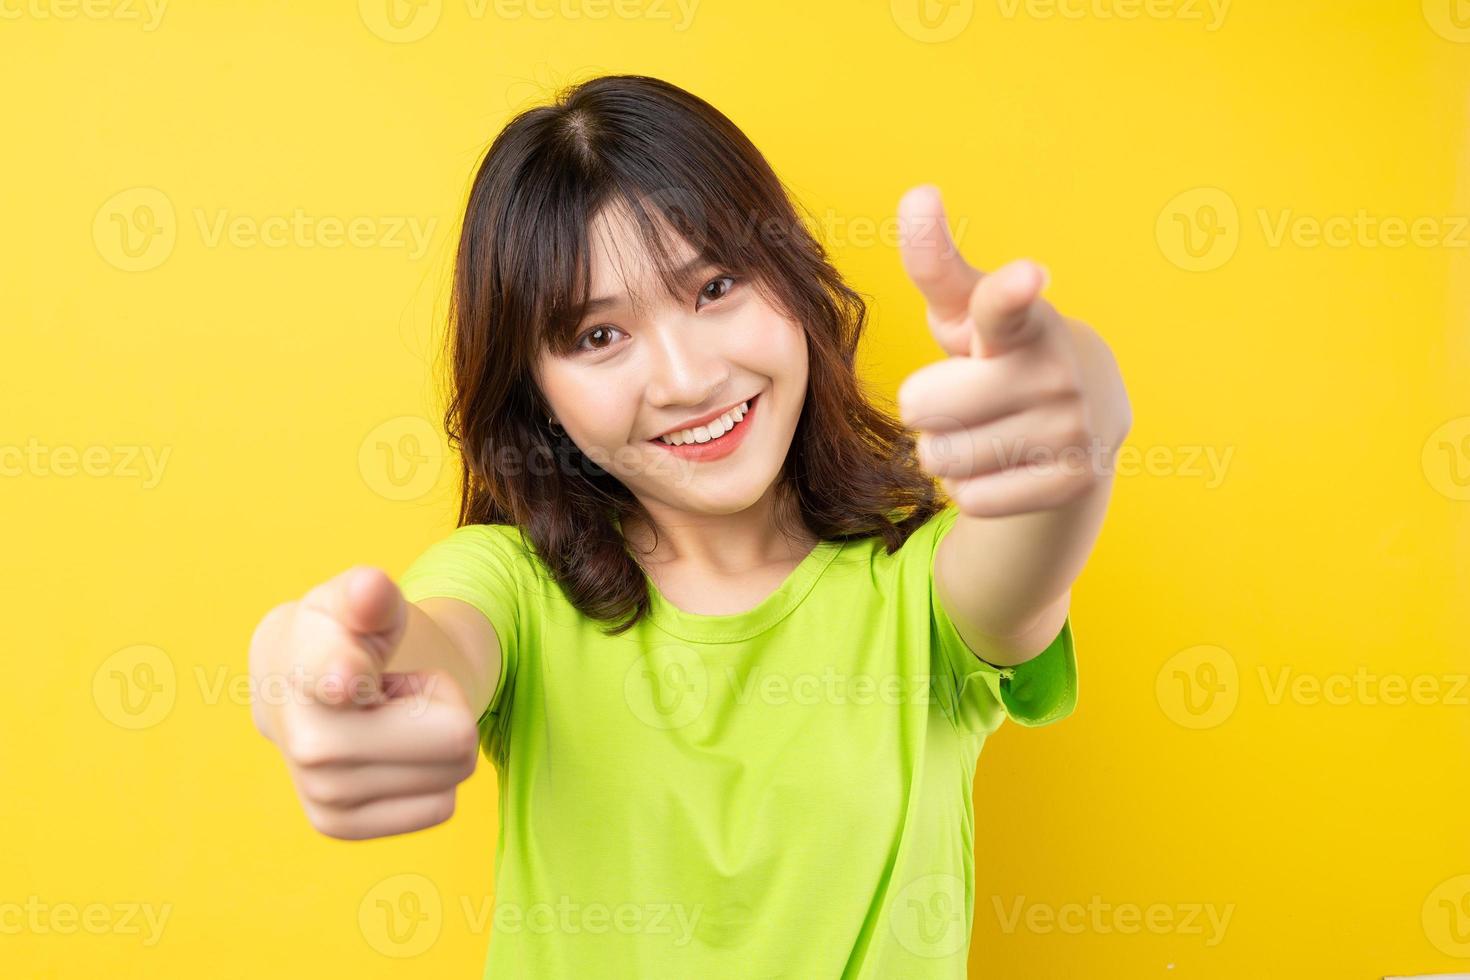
[{"left": 249, "top": 74, "right": 1130, "bottom": 978}]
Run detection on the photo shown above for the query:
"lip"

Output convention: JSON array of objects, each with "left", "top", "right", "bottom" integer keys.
[
  {"left": 649, "top": 394, "right": 760, "bottom": 441},
  {"left": 647, "top": 392, "right": 759, "bottom": 463}
]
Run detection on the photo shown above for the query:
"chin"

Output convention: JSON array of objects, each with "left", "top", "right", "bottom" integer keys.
[{"left": 659, "top": 466, "right": 781, "bottom": 516}]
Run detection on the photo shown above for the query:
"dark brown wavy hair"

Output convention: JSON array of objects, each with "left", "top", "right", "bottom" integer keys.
[{"left": 440, "top": 73, "right": 943, "bottom": 635}]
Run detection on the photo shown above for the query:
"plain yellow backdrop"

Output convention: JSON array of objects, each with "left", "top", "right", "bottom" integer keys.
[{"left": 3, "top": 1, "right": 1467, "bottom": 977}]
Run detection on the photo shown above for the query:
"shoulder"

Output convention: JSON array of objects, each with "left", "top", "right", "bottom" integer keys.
[
  {"left": 828, "top": 503, "right": 960, "bottom": 579},
  {"left": 435, "top": 522, "right": 538, "bottom": 552},
  {"left": 403, "top": 522, "right": 550, "bottom": 583},
  {"left": 874, "top": 502, "right": 961, "bottom": 557}
]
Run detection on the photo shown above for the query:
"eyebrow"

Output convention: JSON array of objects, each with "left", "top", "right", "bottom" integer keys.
[{"left": 580, "top": 254, "right": 712, "bottom": 315}]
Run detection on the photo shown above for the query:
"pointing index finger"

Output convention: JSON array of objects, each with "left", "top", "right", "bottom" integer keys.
[{"left": 898, "top": 185, "right": 983, "bottom": 344}]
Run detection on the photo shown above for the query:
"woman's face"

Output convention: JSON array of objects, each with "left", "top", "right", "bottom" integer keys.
[{"left": 532, "top": 202, "right": 808, "bottom": 518}]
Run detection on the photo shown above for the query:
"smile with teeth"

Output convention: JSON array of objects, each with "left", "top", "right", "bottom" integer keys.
[{"left": 655, "top": 399, "right": 751, "bottom": 446}]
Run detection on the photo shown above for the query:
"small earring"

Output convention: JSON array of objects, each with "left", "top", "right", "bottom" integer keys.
[{"left": 547, "top": 414, "right": 564, "bottom": 435}]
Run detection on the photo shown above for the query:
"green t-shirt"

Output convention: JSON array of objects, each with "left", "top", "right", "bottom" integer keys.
[{"left": 397, "top": 503, "right": 1078, "bottom": 978}]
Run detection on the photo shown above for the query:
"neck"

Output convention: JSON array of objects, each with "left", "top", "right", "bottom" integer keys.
[{"left": 622, "top": 483, "right": 817, "bottom": 576}]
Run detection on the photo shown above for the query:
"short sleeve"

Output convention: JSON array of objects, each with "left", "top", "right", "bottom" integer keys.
[
  {"left": 397, "top": 523, "right": 526, "bottom": 723},
  {"left": 923, "top": 505, "right": 1079, "bottom": 734}
]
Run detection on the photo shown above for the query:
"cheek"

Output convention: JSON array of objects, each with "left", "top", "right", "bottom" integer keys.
[
  {"left": 735, "top": 308, "right": 808, "bottom": 381},
  {"left": 539, "top": 365, "right": 639, "bottom": 444},
  {"left": 783, "top": 321, "right": 809, "bottom": 377}
]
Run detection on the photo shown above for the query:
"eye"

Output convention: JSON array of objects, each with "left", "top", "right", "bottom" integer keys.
[
  {"left": 696, "top": 274, "right": 738, "bottom": 309},
  {"left": 573, "top": 324, "right": 626, "bottom": 354}
]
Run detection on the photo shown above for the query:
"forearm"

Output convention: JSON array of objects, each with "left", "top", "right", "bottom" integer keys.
[
  {"left": 937, "top": 467, "right": 1114, "bottom": 651},
  {"left": 394, "top": 600, "right": 496, "bottom": 719}
]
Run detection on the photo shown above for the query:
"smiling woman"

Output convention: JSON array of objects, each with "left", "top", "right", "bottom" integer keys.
[{"left": 248, "top": 72, "right": 1088, "bottom": 980}]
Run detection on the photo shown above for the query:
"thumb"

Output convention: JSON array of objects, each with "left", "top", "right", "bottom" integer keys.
[
  {"left": 898, "top": 184, "right": 982, "bottom": 356},
  {"left": 297, "top": 565, "right": 407, "bottom": 708}
]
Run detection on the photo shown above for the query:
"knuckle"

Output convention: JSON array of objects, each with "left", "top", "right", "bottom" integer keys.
[
  {"left": 300, "top": 773, "right": 359, "bottom": 808},
  {"left": 1041, "top": 365, "right": 1082, "bottom": 400},
  {"left": 456, "top": 746, "right": 480, "bottom": 781},
  {"left": 302, "top": 801, "right": 351, "bottom": 840},
  {"left": 446, "top": 716, "right": 481, "bottom": 761},
  {"left": 1058, "top": 414, "right": 1089, "bottom": 448},
  {"left": 283, "top": 728, "right": 339, "bottom": 769},
  {"left": 402, "top": 793, "right": 456, "bottom": 835},
  {"left": 431, "top": 792, "right": 457, "bottom": 826}
]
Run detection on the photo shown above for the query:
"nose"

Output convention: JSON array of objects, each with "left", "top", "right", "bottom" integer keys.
[{"left": 643, "top": 316, "right": 730, "bottom": 410}]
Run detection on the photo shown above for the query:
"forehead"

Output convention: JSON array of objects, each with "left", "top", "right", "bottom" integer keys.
[{"left": 585, "top": 200, "right": 703, "bottom": 309}]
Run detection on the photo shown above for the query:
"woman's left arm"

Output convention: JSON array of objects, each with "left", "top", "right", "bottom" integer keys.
[{"left": 895, "top": 186, "right": 1133, "bottom": 667}]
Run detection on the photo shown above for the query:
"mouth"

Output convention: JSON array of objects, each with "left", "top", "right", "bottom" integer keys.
[{"left": 647, "top": 392, "right": 760, "bottom": 461}]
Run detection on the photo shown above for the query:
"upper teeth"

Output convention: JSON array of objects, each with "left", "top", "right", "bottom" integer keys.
[{"left": 657, "top": 400, "right": 750, "bottom": 446}]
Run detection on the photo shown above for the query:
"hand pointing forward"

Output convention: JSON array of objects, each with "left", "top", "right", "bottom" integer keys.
[
  {"left": 895, "top": 184, "right": 1127, "bottom": 517},
  {"left": 248, "top": 566, "right": 480, "bottom": 840}
]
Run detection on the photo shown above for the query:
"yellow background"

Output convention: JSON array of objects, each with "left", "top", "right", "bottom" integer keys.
[{"left": 3, "top": 1, "right": 1467, "bottom": 977}]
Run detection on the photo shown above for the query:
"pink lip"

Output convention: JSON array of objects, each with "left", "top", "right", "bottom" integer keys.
[{"left": 647, "top": 393, "right": 759, "bottom": 463}]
